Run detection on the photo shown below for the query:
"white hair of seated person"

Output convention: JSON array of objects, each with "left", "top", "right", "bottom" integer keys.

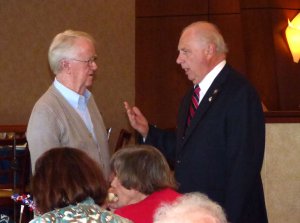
[{"left": 154, "top": 192, "right": 228, "bottom": 223}]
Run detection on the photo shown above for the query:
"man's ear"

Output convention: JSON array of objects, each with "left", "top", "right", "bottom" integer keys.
[
  {"left": 61, "top": 59, "right": 71, "bottom": 72},
  {"left": 205, "top": 44, "right": 217, "bottom": 60},
  {"left": 205, "top": 44, "right": 215, "bottom": 56}
]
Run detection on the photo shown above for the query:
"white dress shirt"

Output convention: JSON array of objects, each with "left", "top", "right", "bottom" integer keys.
[{"left": 195, "top": 60, "right": 226, "bottom": 104}]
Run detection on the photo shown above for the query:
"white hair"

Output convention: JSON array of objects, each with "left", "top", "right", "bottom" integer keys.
[
  {"left": 48, "top": 30, "right": 95, "bottom": 74},
  {"left": 154, "top": 192, "right": 228, "bottom": 223},
  {"left": 184, "top": 21, "right": 228, "bottom": 54}
]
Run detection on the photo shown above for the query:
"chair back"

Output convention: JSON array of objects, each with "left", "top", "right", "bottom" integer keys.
[
  {"left": 114, "top": 129, "right": 132, "bottom": 153},
  {"left": 0, "top": 125, "right": 31, "bottom": 222},
  {"left": 0, "top": 137, "right": 30, "bottom": 193}
]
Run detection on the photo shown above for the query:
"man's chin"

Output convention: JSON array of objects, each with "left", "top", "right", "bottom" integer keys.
[
  {"left": 85, "top": 82, "right": 93, "bottom": 89},
  {"left": 186, "top": 74, "right": 195, "bottom": 83},
  {"left": 86, "top": 77, "right": 94, "bottom": 86}
]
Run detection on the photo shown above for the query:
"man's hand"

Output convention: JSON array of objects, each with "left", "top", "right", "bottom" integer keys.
[{"left": 124, "top": 101, "right": 149, "bottom": 138}]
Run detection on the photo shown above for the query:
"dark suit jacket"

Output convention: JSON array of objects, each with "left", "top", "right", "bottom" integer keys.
[{"left": 144, "top": 64, "right": 268, "bottom": 223}]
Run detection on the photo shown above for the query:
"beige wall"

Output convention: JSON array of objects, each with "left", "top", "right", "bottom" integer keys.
[
  {"left": 0, "top": 0, "right": 135, "bottom": 151},
  {"left": 263, "top": 123, "right": 300, "bottom": 223}
]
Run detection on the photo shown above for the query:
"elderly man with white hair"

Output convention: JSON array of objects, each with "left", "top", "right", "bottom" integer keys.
[{"left": 154, "top": 192, "right": 228, "bottom": 223}]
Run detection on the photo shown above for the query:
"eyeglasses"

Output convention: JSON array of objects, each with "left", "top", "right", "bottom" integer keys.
[{"left": 68, "top": 55, "right": 97, "bottom": 66}]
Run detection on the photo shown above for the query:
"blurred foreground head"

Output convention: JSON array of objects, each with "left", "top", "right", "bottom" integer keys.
[
  {"left": 31, "top": 147, "right": 108, "bottom": 214},
  {"left": 154, "top": 192, "right": 228, "bottom": 223}
]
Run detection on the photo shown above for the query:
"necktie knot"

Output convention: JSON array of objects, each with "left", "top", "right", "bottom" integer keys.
[{"left": 193, "top": 85, "right": 200, "bottom": 100}]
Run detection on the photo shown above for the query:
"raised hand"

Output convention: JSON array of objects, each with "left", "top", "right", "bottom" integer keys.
[{"left": 124, "top": 101, "right": 149, "bottom": 138}]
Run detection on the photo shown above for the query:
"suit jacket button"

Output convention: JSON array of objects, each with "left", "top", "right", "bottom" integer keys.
[{"left": 176, "top": 160, "right": 181, "bottom": 164}]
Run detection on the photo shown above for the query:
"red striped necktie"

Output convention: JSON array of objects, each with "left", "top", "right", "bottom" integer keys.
[{"left": 187, "top": 85, "right": 200, "bottom": 126}]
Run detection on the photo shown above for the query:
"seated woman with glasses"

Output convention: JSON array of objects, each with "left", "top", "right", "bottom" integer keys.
[
  {"left": 107, "top": 145, "right": 181, "bottom": 223},
  {"left": 30, "top": 147, "right": 132, "bottom": 223}
]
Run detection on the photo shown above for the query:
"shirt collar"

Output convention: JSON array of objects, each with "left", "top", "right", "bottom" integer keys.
[
  {"left": 54, "top": 78, "right": 91, "bottom": 109},
  {"left": 195, "top": 60, "right": 226, "bottom": 102},
  {"left": 197, "top": 60, "right": 226, "bottom": 88}
]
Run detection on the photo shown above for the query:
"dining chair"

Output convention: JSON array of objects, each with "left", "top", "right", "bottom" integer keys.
[
  {"left": 114, "top": 129, "right": 132, "bottom": 153},
  {"left": 0, "top": 131, "right": 31, "bottom": 222}
]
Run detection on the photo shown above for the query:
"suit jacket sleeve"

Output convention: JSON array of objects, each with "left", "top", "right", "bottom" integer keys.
[
  {"left": 224, "top": 82, "right": 265, "bottom": 222},
  {"left": 137, "top": 125, "right": 177, "bottom": 167}
]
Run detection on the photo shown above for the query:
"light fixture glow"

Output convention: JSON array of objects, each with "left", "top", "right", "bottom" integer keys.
[{"left": 285, "top": 13, "right": 300, "bottom": 63}]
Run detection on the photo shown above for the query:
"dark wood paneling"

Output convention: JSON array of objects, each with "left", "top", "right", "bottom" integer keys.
[
  {"left": 136, "top": 0, "right": 300, "bottom": 128},
  {"left": 241, "top": 9, "right": 280, "bottom": 110},
  {"left": 265, "top": 111, "right": 300, "bottom": 123},
  {"left": 241, "top": 0, "right": 300, "bottom": 9},
  {"left": 136, "top": 0, "right": 208, "bottom": 17},
  {"left": 210, "top": 14, "right": 246, "bottom": 74},
  {"left": 271, "top": 10, "right": 300, "bottom": 110},
  {"left": 209, "top": 0, "right": 241, "bottom": 14},
  {"left": 269, "top": 0, "right": 300, "bottom": 9},
  {"left": 136, "top": 16, "right": 207, "bottom": 128},
  {"left": 240, "top": 0, "right": 269, "bottom": 8}
]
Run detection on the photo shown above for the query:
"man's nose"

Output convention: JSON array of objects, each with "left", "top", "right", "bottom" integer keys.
[
  {"left": 176, "top": 54, "right": 182, "bottom": 64},
  {"left": 92, "top": 61, "right": 98, "bottom": 70}
]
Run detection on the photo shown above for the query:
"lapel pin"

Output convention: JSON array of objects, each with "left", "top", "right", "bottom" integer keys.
[{"left": 208, "top": 89, "right": 219, "bottom": 102}]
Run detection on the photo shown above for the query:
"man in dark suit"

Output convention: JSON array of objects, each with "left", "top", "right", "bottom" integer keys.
[{"left": 124, "top": 21, "right": 268, "bottom": 223}]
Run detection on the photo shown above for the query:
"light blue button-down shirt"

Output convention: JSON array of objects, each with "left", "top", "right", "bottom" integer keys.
[{"left": 54, "top": 78, "right": 96, "bottom": 141}]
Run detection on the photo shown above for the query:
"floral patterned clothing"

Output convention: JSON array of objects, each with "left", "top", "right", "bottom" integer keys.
[{"left": 30, "top": 198, "right": 132, "bottom": 223}]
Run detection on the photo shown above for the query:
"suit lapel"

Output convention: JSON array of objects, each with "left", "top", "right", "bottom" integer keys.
[
  {"left": 178, "top": 65, "right": 230, "bottom": 150},
  {"left": 177, "top": 88, "right": 193, "bottom": 138}
]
